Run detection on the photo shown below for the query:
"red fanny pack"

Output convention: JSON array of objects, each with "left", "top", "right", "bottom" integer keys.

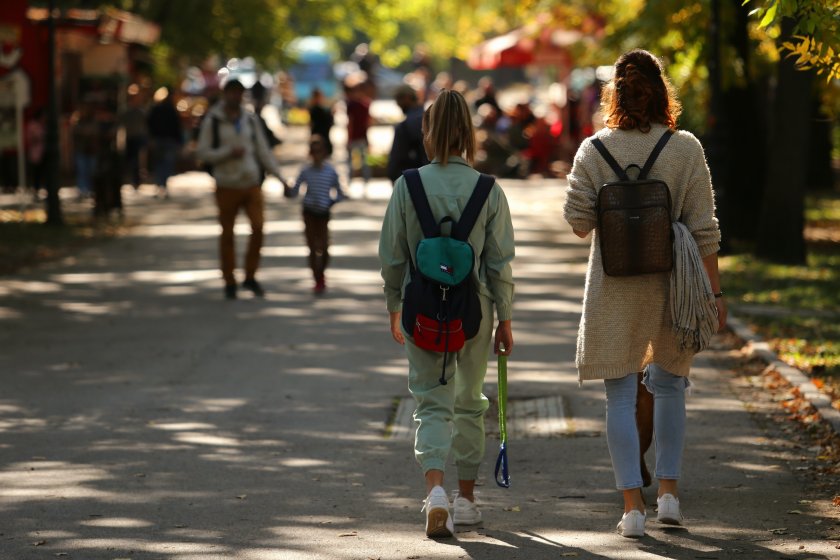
[{"left": 413, "top": 314, "right": 466, "bottom": 353}]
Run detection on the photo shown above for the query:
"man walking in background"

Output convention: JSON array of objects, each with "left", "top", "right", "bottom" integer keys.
[
  {"left": 196, "top": 79, "right": 289, "bottom": 300},
  {"left": 387, "top": 85, "right": 428, "bottom": 183},
  {"left": 344, "top": 81, "right": 371, "bottom": 188},
  {"left": 147, "top": 87, "right": 182, "bottom": 198}
]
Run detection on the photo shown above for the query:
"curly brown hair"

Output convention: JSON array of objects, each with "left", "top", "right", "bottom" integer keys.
[{"left": 600, "top": 49, "right": 681, "bottom": 132}]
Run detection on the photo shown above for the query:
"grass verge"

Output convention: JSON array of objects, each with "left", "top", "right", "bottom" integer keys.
[{"left": 720, "top": 191, "right": 840, "bottom": 408}]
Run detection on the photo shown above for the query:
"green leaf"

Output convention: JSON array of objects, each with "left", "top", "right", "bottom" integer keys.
[{"left": 760, "top": 2, "right": 778, "bottom": 28}]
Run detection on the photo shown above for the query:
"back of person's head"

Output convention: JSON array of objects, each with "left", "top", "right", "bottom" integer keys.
[
  {"left": 309, "top": 134, "right": 327, "bottom": 157},
  {"left": 251, "top": 81, "right": 267, "bottom": 106},
  {"left": 395, "top": 84, "right": 418, "bottom": 104},
  {"left": 223, "top": 79, "right": 245, "bottom": 93},
  {"left": 600, "top": 49, "right": 681, "bottom": 132},
  {"left": 427, "top": 89, "right": 476, "bottom": 165}
]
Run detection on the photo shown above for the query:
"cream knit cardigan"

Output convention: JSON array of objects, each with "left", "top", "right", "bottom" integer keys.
[{"left": 563, "top": 124, "right": 721, "bottom": 381}]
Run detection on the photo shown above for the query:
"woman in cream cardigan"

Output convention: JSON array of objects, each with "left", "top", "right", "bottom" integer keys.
[{"left": 563, "top": 49, "right": 727, "bottom": 538}]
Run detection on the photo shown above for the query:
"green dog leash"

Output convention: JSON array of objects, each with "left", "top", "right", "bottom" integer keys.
[{"left": 494, "top": 349, "right": 510, "bottom": 488}]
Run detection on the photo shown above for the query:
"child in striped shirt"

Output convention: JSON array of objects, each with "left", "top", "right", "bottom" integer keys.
[{"left": 287, "top": 135, "right": 348, "bottom": 294}]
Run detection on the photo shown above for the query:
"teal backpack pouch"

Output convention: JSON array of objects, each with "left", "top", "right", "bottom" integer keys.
[{"left": 414, "top": 236, "right": 474, "bottom": 287}]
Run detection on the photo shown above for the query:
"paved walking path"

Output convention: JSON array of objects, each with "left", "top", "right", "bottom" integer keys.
[{"left": 1, "top": 166, "right": 838, "bottom": 559}]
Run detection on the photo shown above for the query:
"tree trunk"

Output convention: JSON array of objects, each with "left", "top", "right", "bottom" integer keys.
[
  {"left": 705, "top": 0, "right": 732, "bottom": 252},
  {"left": 717, "top": 0, "right": 766, "bottom": 244},
  {"left": 807, "top": 94, "right": 833, "bottom": 191},
  {"left": 755, "top": 18, "right": 810, "bottom": 264}
]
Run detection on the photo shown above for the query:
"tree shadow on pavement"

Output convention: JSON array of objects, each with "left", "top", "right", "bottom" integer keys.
[
  {"left": 456, "top": 528, "right": 613, "bottom": 560},
  {"left": 640, "top": 530, "right": 832, "bottom": 560}
]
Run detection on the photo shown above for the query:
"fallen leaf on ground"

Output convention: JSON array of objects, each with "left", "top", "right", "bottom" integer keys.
[{"left": 32, "top": 541, "right": 46, "bottom": 546}]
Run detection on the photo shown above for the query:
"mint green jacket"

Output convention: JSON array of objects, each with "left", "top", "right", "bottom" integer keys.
[{"left": 378, "top": 157, "right": 515, "bottom": 321}]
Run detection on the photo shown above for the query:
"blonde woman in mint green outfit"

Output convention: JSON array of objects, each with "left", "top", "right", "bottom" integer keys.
[{"left": 379, "top": 90, "right": 515, "bottom": 539}]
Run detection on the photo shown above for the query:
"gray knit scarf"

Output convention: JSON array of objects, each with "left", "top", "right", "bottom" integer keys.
[{"left": 670, "top": 222, "right": 718, "bottom": 353}]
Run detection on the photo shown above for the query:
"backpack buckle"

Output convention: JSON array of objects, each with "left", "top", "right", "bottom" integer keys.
[{"left": 439, "top": 285, "right": 449, "bottom": 302}]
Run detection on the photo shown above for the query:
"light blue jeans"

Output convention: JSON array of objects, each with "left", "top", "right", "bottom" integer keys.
[
  {"left": 75, "top": 153, "right": 96, "bottom": 196},
  {"left": 604, "top": 364, "right": 688, "bottom": 490}
]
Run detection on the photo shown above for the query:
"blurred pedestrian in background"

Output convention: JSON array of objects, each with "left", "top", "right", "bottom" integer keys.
[
  {"left": 92, "top": 102, "right": 123, "bottom": 217},
  {"left": 24, "top": 108, "right": 46, "bottom": 201},
  {"left": 379, "top": 90, "right": 515, "bottom": 539},
  {"left": 196, "top": 79, "right": 289, "bottom": 300},
  {"left": 563, "top": 48, "right": 725, "bottom": 539},
  {"left": 147, "top": 86, "right": 183, "bottom": 198},
  {"left": 473, "top": 77, "right": 500, "bottom": 114},
  {"left": 251, "top": 81, "right": 283, "bottom": 185},
  {"left": 71, "top": 100, "right": 99, "bottom": 200},
  {"left": 308, "top": 88, "right": 334, "bottom": 157},
  {"left": 286, "top": 135, "right": 347, "bottom": 295},
  {"left": 344, "top": 80, "right": 371, "bottom": 188},
  {"left": 387, "top": 85, "right": 428, "bottom": 183},
  {"left": 251, "top": 81, "right": 282, "bottom": 151},
  {"left": 119, "top": 87, "right": 148, "bottom": 191}
]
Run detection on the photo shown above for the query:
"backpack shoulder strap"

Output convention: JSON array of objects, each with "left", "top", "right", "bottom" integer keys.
[
  {"left": 452, "top": 173, "right": 495, "bottom": 241},
  {"left": 403, "top": 169, "right": 439, "bottom": 238},
  {"left": 250, "top": 113, "right": 260, "bottom": 145},
  {"left": 591, "top": 138, "right": 629, "bottom": 181},
  {"left": 211, "top": 116, "right": 220, "bottom": 149},
  {"left": 639, "top": 129, "right": 674, "bottom": 179}
]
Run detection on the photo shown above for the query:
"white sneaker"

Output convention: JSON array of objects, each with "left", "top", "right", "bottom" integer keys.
[
  {"left": 656, "top": 493, "right": 683, "bottom": 525},
  {"left": 452, "top": 493, "right": 482, "bottom": 525},
  {"left": 422, "top": 486, "right": 453, "bottom": 538},
  {"left": 616, "top": 510, "right": 646, "bottom": 538}
]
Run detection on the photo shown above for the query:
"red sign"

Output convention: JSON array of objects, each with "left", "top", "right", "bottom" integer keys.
[{"left": 0, "top": 0, "right": 49, "bottom": 114}]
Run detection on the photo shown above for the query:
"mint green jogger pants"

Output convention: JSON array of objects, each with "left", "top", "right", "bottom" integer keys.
[{"left": 404, "top": 295, "right": 494, "bottom": 481}]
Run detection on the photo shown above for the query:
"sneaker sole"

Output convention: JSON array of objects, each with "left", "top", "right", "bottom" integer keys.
[
  {"left": 425, "top": 508, "right": 453, "bottom": 538},
  {"left": 453, "top": 514, "right": 482, "bottom": 526},
  {"left": 657, "top": 515, "right": 682, "bottom": 525},
  {"left": 620, "top": 529, "right": 645, "bottom": 538}
]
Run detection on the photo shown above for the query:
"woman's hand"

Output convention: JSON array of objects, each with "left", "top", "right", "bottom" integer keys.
[
  {"left": 715, "top": 297, "right": 728, "bottom": 332},
  {"left": 494, "top": 320, "right": 513, "bottom": 355},
  {"left": 389, "top": 311, "right": 405, "bottom": 345}
]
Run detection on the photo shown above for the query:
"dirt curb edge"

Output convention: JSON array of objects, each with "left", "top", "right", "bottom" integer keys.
[{"left": 727, "top": 314, "right": 840, "bottom": 436}]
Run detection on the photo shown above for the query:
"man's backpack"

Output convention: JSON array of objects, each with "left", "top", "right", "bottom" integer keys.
[
  {"left": 591, "top": 129, "right": 674, "bottom": 277},
  {"left": 401, "top": 168, "right": 495, "bottom": 385}
]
